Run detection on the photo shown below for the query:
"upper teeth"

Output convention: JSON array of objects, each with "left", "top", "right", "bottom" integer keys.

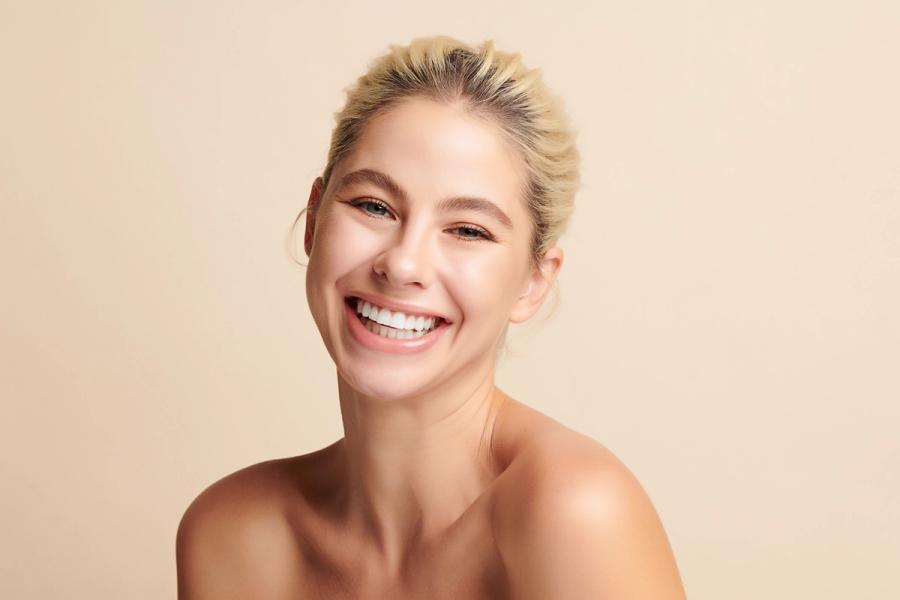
[{"left": 355, "top": 298, "right": 438, "bottom": 331}]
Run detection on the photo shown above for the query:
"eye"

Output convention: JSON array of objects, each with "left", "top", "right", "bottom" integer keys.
[
  {"left": 448, "top": 224, "right": 494, "bottom": 242},
  {"left": 350, "top": 198, "right": 393, "bottom": 219}
]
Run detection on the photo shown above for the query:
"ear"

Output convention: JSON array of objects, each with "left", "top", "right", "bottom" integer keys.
[
  {"left": 509, "top": 246, "right": 564, "bottom": 324},
  {"left": 304, "top": 177, "right": 324, "bottom": 257}
]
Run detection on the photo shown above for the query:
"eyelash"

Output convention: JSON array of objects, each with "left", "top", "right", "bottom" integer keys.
[{"left": 348, "top": 198, "right": 496, "bottom": 242}]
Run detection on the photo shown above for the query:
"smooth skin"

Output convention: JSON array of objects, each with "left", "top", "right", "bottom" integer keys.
[{"left": 177, "top": 97, "right": 686, "bottom": 599}]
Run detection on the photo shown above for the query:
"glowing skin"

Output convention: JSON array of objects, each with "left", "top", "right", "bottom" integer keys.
[
  {"left": 299, "top": 96, "right": 562, "bottom": 575},
  {"left": 178, "top": 94, "right": 686, "bottom": 600},
  {"left": 304, "top": 97, "right": 556, "bottom": 404}
]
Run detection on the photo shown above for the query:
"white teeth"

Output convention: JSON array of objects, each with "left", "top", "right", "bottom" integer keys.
[
  {"left": 352, "top": 297, "right": 442, "bottom": 332},
  {"left": 389, "top": 312, "right": 406, "bottom": 329},
  {"left": 364, "top": 318, "right": 427, "bottom": 340}
]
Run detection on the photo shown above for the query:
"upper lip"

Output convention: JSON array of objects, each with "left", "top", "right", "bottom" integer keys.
[{"left": 347, "top": 292, "right": 452, "bottom": 324}]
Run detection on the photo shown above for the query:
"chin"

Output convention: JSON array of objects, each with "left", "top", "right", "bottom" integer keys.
[{"left": 339, "top": 367, "right": 439, "bottom": 402}]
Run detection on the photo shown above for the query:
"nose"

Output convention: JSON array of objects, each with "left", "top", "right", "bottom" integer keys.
[{"left": 372, "top": 224, "right": 435, "bottom": 289}]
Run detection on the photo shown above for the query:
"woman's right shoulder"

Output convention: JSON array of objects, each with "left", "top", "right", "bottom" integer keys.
[
  {"left": 179, "top": 440, "right": 341, "bottom": 523},
  {"left": 175, "top": 453, "right": 325, "bottom": 597}
]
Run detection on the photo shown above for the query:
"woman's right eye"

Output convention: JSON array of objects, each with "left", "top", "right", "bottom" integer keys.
[{"left": 351, "top": 198, "right": 392, "bottom": 218}]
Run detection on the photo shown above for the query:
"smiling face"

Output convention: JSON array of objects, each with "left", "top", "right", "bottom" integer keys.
[{"left": 304, "top": 96, "right": 561, "bottom": 401}]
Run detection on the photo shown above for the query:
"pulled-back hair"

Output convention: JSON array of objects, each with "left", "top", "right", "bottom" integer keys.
[{"left": 316, "top": 35, "right": 580, "bottom": 266}]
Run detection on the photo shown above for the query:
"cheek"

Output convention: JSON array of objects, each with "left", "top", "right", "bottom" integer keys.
[
  {"left": 308, "top": 213, "right": 381, "bottom": 282},
  {"left": 448, "top": 250, "right": 525, "bottom": 320}
]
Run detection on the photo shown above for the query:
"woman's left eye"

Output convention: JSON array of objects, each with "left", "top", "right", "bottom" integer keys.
[{"left": 448, "top": 225, "right": 494, "bottom": 242}]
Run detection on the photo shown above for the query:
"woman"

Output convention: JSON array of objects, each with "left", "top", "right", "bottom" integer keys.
[{"left": 177, "top": 36, "right": 686, "bottom": 599}]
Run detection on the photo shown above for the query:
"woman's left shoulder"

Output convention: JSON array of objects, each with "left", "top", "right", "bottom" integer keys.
[
  {"left": 490, "top": 412, "right": 686, "bottom": 599},
  {"left": 493, "top": 420, "right": 646, "bottom": 530},
  {"left": 492, "top": 398, "right": 642, "bottom": 508}
]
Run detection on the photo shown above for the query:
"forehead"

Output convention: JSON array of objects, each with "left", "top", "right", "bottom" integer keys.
[{"left": 337, "top": 97, "right": 529, "bottom": 216}]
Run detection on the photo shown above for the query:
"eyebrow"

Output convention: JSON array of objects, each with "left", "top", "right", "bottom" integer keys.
[{"left": 338, "top": 168, "right": 513, "bottom": 229}]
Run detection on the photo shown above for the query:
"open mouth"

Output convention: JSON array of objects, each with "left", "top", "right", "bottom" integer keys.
[{"left": 345, "top": 296, "right": 448, "bottom": 341}]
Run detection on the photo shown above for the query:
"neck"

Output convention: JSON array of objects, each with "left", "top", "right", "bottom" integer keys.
[{"left": 332, "top": 362, "right": 509, "bottom": 574}]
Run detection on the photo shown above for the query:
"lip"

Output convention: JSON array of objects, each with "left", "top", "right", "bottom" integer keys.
[
  {"left": 343, "top": 299, "right": 450, "bottom": 355},
  {"left": 347, "top": 291, "right": 453, "bottom": 323}
]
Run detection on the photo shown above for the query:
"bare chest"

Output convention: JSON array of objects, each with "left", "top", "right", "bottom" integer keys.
[{"left": 292, "top": 505, "right": 509, "bottom": 599}]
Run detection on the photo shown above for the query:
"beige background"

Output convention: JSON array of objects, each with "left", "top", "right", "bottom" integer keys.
[{"left": 2, "top": 1, "right": 898, "bottom": 598}]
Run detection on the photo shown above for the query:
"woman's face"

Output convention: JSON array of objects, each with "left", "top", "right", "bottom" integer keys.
[{"left": 304, "top": 96, "right": 559, "bottom": 401}]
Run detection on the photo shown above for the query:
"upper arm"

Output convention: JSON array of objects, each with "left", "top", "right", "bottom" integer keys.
[
  {"left": 175, "top": 467, "right": 300, "bottom": 599},
  {"left": 176, "top": 488, "right": 243, "bottom": 600},
  {"left": 494, "top": 451, "right": 686, "bottom": 600}
]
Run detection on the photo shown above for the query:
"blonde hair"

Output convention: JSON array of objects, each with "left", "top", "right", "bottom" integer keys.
[{"left": 316, "top": 35, "right": 580, "bottom": 266}]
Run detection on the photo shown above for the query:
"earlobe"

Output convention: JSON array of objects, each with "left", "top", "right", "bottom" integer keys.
[
  {"left": 304, "top": 177, "right": 324, "bottom": 257},
  {"left": 509, "top": 247, "right": 564, "bottom": 324}
]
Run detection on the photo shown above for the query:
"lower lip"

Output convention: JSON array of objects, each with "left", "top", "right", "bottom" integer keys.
[{"left": 344, "top": 299, "right": 449, "bottom": 355}]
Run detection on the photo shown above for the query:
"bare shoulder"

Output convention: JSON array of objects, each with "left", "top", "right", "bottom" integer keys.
[
  {"left": 490, "top": 404, "right": 686, "bottom": 600},
  {"left": 175, "top": 455, "right": 314, "bottom": 599}
]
